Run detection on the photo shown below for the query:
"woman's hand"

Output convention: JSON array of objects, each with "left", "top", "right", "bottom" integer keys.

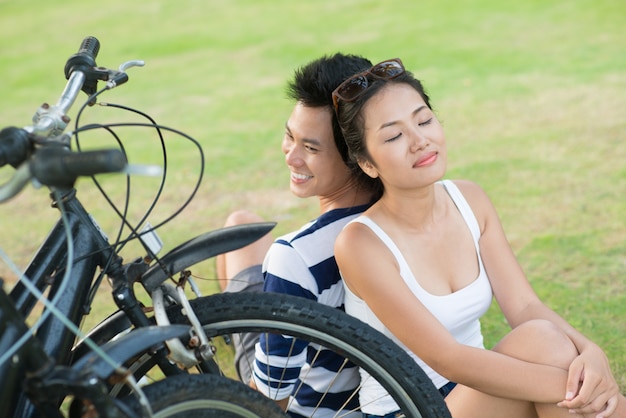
[{"left": 557, "top": 344, "right": 620, "bottom": 417}]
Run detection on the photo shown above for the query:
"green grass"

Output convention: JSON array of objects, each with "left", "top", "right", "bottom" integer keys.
[{"left": 1, "top": 0, "right": 625, "bottom": 391}]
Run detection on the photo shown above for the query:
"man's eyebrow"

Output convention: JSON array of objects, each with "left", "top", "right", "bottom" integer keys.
[
  {"left": 379, "top": 105, "right": 429, "bottom": 130},
  {"left": 285, "top": 122, "right": 323, "bottom": 147},
  {"left": 303, "top": 137, "right": 322, "bottom": 147}
]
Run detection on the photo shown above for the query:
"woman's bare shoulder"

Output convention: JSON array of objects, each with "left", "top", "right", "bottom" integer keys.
[
  {"left": 336, "top": 218, "right": 379, "bottom": 250},
  {"left": 446, "top": 179, "right": 498, "bottom": 231}
]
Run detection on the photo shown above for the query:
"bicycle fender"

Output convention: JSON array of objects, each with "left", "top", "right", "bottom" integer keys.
[
  {"left": 71, "top": 309, "right": 132, "bottom": 361},
  {"left": 70, "top": 324, "right": 190, "bottom": 379},
  {"left": 141, "top": 221, "right": 276, "bottom": 292}
]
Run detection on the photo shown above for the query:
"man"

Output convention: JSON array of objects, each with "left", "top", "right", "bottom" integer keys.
[{"left": 216, "top": 53, "right": 381, "bottom": 417}]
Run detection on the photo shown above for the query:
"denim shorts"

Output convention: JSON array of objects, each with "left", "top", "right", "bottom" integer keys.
[
  {"left": 438, "top": 381, "right": 457, "bottom": 397},
  {"left": 362, "top": 381, "right": 457, "bottom": 418}
]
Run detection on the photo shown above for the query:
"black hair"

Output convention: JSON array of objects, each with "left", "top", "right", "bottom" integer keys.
[
  {"left": 286, "top": 53, "right": 371, "bottom": 163},
  {"left": 286, "top": 53, "right": 383, "bottom": 198}
]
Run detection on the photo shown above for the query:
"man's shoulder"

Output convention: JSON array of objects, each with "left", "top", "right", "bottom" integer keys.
[{"left": 277, "top": 204, "right": 369, "bottom": 246}]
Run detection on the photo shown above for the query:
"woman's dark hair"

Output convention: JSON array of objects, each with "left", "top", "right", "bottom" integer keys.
[
  {"left": 336, "top": 71, "right": 432, "bottom": 195},
  {"left": 286, "top": 53, "right": 383, "bottom": 198}
]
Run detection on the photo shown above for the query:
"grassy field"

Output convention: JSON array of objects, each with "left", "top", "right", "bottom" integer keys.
[{"left": 1, "top": 0, "right": 625, "bottom": 392}]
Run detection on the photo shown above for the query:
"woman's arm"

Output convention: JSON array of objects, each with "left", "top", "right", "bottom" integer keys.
[
  {"left": 458, "top": 180, "right": 621, "bottom": 413},
  {"left": 335, "top": 221, "right": 570, "bottom": 403}
]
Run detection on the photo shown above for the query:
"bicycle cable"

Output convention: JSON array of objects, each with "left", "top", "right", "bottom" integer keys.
[
  {"left": 87, "top": 103, "right": 169, "bottom": 254},
  {"left": 57, "top": 82, "right": 206, "bottom": 307},
  {"left": 69, "top": 82, "right": 205, "bottom": 256},
  {"left": 72, "top": 85, "right": 166, "bottom": 309},
  {"left": 75, "top": 122, "right": 205, "bottom": 234}
]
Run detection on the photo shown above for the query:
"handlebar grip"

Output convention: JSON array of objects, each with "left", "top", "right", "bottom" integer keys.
[
  {"left": 0, "top": 127, "right": 32, "bottom": 168},
  {"left": 64, "top": 36, "right": 100, "bottom": 80},
  {"left": 77, "top": 36, "right": 100, "bottom": 59},
  {"left": 29, "top": 147, "right": 127, "bottom": 188}
]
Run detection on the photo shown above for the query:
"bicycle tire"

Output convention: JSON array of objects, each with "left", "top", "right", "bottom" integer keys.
[
  {"left": 75, "top": 292, "right": 450, "bottom": 417},
  {"left": 121, "top": 373, "right": 288, "bottom": 417},
  {"left": 163, "top": 292, "right": 451, "bottom": 418}
]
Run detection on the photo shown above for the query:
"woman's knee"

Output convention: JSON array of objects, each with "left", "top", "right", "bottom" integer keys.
[{"left": 493, "top": 319, "right": 577, "bottom": 369}]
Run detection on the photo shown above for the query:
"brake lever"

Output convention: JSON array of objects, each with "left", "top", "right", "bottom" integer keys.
[{"left": 106, "top": 60, "right": 145, "bottom": 90}]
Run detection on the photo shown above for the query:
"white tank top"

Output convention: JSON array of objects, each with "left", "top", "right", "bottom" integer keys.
[{"left": 343, "top": 180, "right": 493, "bottom": 415}]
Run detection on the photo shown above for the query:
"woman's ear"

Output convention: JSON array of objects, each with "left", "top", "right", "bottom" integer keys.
[{"left": 358, "top": 159, "right": 379, "bottom": 179}]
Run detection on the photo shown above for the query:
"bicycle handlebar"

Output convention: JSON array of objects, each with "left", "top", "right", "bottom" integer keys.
[
  {"left": 30, "top": 146, "right": 127, "bottom": 188},
  {"left": 0, "top": 127, "right": 31, "bottom": 168},
  {"left": 0, "top": 36, "right": 133, "bottom": 202},
  {"left": 30, "top": 36, "right": 102, "bottom": 138},
  {"left": 63, "top": 36, "right": 100, "bottom": 99}
]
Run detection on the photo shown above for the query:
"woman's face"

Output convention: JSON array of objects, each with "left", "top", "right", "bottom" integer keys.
[{"left": 359, "top": 83, "right": 447, "bottom": 191}]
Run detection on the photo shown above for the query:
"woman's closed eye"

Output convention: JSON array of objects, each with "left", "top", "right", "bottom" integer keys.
[
  {"left": 418, "top": 117, "right": 433, "bottom": 127},
  {"left": 384, "top": 133, "right": 402, "bottom": 143}
]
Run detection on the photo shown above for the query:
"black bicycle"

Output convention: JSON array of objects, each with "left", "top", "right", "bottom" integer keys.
[
  {"left": 0, "top": 36, "right": 288, "bottom": 418},
  {"left": 1, "top": 37, "right": 451, "bottom": 418}
]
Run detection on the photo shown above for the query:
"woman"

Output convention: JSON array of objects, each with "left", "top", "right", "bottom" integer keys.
[{"left": 332, "top": 58, "right": 625, "bottom": 418}]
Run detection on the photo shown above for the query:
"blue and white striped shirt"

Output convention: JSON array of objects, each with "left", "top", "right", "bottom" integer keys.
[{"left": 253, "top": 203, "right": 370, "bottom": 417}]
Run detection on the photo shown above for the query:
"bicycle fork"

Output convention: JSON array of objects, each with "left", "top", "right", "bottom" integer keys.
[{"left": 108, "top": 258, "right": 215, "bottom": 374}]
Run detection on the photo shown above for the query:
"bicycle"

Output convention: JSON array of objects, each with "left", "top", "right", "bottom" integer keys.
[
  {"left": 1, "top": 37, "right": 452, "bottom": 417},
  {"left": 0, "top": 36, "right": 288, "bottom": 417}
]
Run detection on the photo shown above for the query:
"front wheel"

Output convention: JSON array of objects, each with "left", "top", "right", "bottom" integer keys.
[{"left": 121, "top": 374, "right": 288, "bottom": 417}]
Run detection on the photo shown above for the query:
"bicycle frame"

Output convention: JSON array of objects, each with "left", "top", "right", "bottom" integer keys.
[
  {"left": 5, "top": 181, "right": 276, "bottom": 407},
  {"left": 9, "top": 188, "right": 121, "bottom": 364},
  {"left": 1, "top": 279, "right": 194, "bottom": 418},
  {"left": 2, "top": 186, "right": 133, "bottom": 417}
]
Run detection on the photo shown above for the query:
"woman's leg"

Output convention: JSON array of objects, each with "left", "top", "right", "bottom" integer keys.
[{"left": 445, "top": 319, "right": 585, "bottom": 418}]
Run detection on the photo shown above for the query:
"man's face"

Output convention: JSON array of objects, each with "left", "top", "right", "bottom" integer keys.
[{"left": 281, "top": 103, "right": 352, "bottom": 200}]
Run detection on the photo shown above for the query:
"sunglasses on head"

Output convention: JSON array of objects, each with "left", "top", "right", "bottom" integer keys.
[{"left": 332, "top": 58, "right": 405, "bottom": 112}]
